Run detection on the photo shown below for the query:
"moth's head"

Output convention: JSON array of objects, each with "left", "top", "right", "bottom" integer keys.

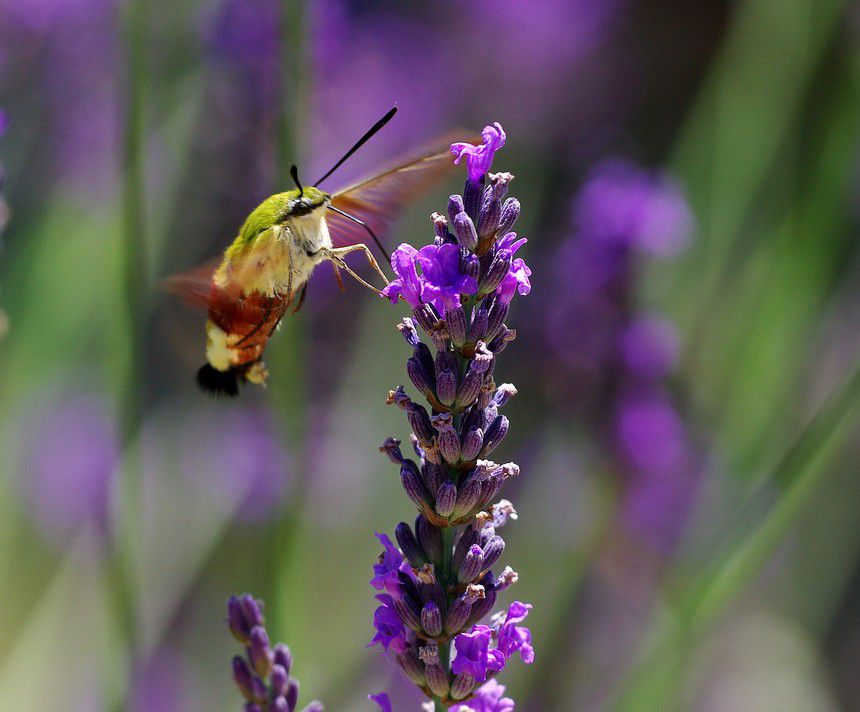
[{"left": 286, "top": 186, "right": 330, "bottom": 218}]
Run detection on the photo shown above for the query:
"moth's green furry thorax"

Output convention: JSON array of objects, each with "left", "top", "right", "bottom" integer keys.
[{"left": 230, "top": 187, "right": 330, "bottom": 255}]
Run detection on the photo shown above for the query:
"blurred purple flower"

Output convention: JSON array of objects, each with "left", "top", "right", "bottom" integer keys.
[
  {"left": 130, "top": 646, "right": 196, "bottom": 712},
  {"left": 620, "top": 316, "right": 680, "bottom": 381},
  {"left": 19, "top": 394, "right": 119, "bottom": 545},
  {"left": 0, "top": 108, "right": 8, "bottom": 136},
  {"left": 179, "top": 407, "right": 288, "bottom": 523},
  {"left": 0, "top": 0, "right": 119, "bottom": 198},
  {"left": 542, "top": 158, "right": 700, "bottom": 552},
  {"left": 572, "top": 159, "right": 693, "bottom": 256}
]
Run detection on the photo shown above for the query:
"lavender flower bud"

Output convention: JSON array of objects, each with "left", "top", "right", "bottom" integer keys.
[
  {"left": 421, "top": 601, "right": 443, "bottom": 637},
  {"left": 460, "top": 427, "right": 483, "bottom": 462},
  {"left": 445, "top": 307, "right": 468, "bottom": 347},
  {"left": 407, "top": 356, "right": 435, "bottom": 399},
  {"left": 480, "top": 250, "right": 512, "bottom": 295},
  {"left": 435, "top": 481, "right": 457, "bottom": 517},
  {"left": 451, "top": 673, "right": 476, "bottom": 700},
  {"left": 418, "top": 591, "right": 445, "bottom": 635},
  {"left": 273, "top": 644, "right": 292, "bottom": 675},
  {"left": 447, "top": 194, "right": 465, "bottom": 224},
  {"left": 453, "top": 532, "right": 478, "bottom": 583},
  {"left": 455, "top": 368, "right": 483, "bottom": 409},
  {"left": 452, "top": 477, "right": 483, "bottom": 519},
  {"left": 227, "top": 596, "right": 249, "bottom": 643},
  {"left": 407, "top": 402, "right": 435, "bottom": 443},
  {"left": 463, "top": 177, "right": 483, "bottom": 223},
  {"left": 302, "top": 703, "right": 324, "bottom": 712},
  {"left": 468, "top": 308, "right": 489, "bottom": 343},
  {"left": 435, "top": 346, "right": 457, "bottom": 376},
  {"left": 431, "top": 413, "right": 461, "bottom": 465},
  {"left": 412, "top": 304, "right": 438, "bottom": 332},
  {"left": 286, "top": 680, "right": 299, "bottom": 711},
  {"left": 271, "top": 664, "right": 288, "bottom": 696},
  {"left": 395, "top": 521, "right": 426, "bottom": 567},
  {"left": 468, "top": 588, "right": 497, "bottom": 626},
  {"left": 452, "top": 212, "right": 479, "bottom": 251},
  {"left": 248, "top": 626, "right": 274, "bottom": 678},
  {"left": 463, "top": 253, "right": 480, "bottom": 282},
  {"left": 497, "top": 197, "right": 520, "bottom": 234},
  {"left": 435, "top": 369, "right": 457, "bottom": 406},
  {"left": 488, "top": 326, "right": 516, "bottom": 354},
  {"left": 471, "top": 342, "right": 494, "bottom": 373},
  {"left": 458, "top": 545, "right": 485, "bottom": 583},
  {"left": 401, "top": 460, "right": 430, "bottom": 509},
  {"left": 245, "top": 705, "right": 263, "bottom": 712},
  {"left": 241, "top": 595, "right": 264, "bottom": 629},
  {"left": 232, "top": 656, "right": 266, "bottom": 703},
  {"left": 482, "top": 535, "right": 505, "bottom": 571},
  {"left": 397, "top": 650, "right": 426, "bottom": 685},
  {"left": 486, "top": 299, "right": 509, "bottom": 341},
  {"left": 481, "top": 416, "right": 509, "bottom": 457},
  {"left": 416, "top": 515, "right": 442, "bottom": 565},
  {"left": 492, "top": 383, "right": 517, "bottom": 408},
  {"left": 271, "top": 698, "right": 288, "bottom": 712},
  {"left": 477, "top": 190, "right": 501, "bottom": 239},
  {"left": 445, "top": 585, "right": 484, "bottom": 635},
  {"left": 426, "top": 665, "right": 450, "bottom": 697},
  {"left": 394, "top": 598, "right": 423, "bottom": 632},
  {"left": 421, "top": 461, "right": 444, "bottom": 496}
]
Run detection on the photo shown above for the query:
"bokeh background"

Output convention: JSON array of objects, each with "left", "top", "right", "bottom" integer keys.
[{"left": 1, "top": 0, "right": 860, "bottom": 710}]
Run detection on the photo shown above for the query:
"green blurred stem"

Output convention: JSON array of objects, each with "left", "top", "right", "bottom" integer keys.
[
  {"left": 613, "top": 358, "right": 860, "bottom": 711},
  {"left": 112, "top": 0, "right": 147, "bottom": 708},
  {"left": 269, "top": 0, "right": 310, "bottom": 640}
]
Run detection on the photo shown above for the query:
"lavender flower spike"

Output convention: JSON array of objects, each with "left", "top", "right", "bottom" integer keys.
[
  {"left": 372, "top": 123, "right": 533, "bottom": 709},
  {"left": 225, "top": 595, "right": 323, "bottom": 711}
]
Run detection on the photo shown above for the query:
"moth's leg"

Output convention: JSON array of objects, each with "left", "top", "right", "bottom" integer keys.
[
  {"left": 331, "top": 261, "right": 346, "bottom": 293},
  {"left": 325, "top": 244, "right": 390, "bottom": 288},
  {"left": 318, "top": 247, "right": 383, "bottom": 294},
  {"left": 292, "top": 282, "right": 308, "bottom": 313}
]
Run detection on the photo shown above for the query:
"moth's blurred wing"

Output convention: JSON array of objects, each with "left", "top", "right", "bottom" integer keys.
[
  {"left": 163, "top": 259, "right": 219, "bottom": 313},
  {"left": 164, "top": 232, "right": 279, "bottom": 320},
  {"left": 327, "top": 132, "right": 480, "bottom": 249}
]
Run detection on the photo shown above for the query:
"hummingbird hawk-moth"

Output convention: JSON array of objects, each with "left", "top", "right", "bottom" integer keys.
[{"left": 168, "top": 108, "right": 473, "bottom": 396}]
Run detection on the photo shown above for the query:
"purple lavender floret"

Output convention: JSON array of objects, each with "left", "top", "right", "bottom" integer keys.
[
  {"left": 371, "top": 124, "right": 533, "bottom": 708},
  {"left": 225, "top": 595, "right": 323, "bottom": 712},
  {"left": 451, "top": 123, "right": 507, "bottom": 183}
]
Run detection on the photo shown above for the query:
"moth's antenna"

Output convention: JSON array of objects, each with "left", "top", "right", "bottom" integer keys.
[
  {"left": 327, "top": 204, "right": 390, "bottom": 262},
  {"left": 290, "top": 164, "right": 304, "bottom": 197},
  {"left": 314, "top": 106, "right": 398, "bottom": 187}
]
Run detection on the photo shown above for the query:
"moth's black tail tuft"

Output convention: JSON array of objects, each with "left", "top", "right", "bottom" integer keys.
[{"left": 196, "top": 363, "right": 240, "bottom": 397}]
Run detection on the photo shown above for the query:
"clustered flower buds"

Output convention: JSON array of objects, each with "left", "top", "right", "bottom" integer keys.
[
  {"left": 372, "top": 124, "right": 533, "bottom": 710},
  {"left": 226, "top": 595, "right": 324, "bottom": 712}
]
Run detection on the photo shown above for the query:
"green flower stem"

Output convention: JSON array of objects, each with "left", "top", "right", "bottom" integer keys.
[
  {"left": 613, "top": 358, "right": 860, "bottom": 711},
  {"left": 112, "top": 0, "right": 147, "bottom": 708}
]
